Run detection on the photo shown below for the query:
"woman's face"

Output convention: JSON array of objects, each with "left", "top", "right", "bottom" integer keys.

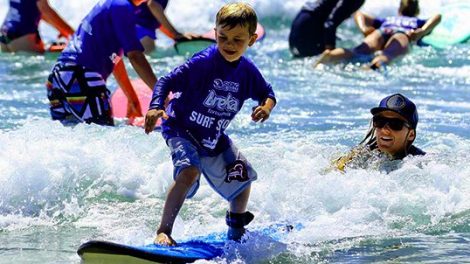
[{"left": 373, "top": 111, "right": 415, "bottom": 156}]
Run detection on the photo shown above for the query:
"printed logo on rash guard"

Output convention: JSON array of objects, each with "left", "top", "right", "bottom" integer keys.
[
  {"left": 213, "top": 79, "right": 239, "bottom": 92},
  {"left": 203, "top": 90, "right": 239, "bottom": 113}
]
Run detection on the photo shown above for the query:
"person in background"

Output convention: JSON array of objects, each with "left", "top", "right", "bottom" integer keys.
[
  {"left": 289, "top": 0, "right": 365, "bottom": 57},
  {"left": 46, "top": 0, "right": 157, "bottom": 126},
  {"left": 315, "top": 0, "right": 441, "bottom": 69},
  {"left": 144, "top": 3, "right": 276, "bottom": 246},
  {"left": 335, "top": 93, "right": 425, "bottom": 171},
  {"left": 135, "top": 0, "right": 199, "bottom": 53},
  {"left": 0, "top": 0, "right": 74, "bottom": 53}
]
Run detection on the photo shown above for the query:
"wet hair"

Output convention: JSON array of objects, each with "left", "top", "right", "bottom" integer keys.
[
  {"left": 399, "top": 0, "right": 420, "bottom": 17},
  {"left": 216, "top": 3, "right": 258, "bottom": 35}
]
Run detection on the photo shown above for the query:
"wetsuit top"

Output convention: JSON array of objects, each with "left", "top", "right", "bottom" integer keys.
[
  {"left": 150, "top": 45, "right": 276, "bottom": 156},
  {"left": 58, "top": 0, "right": 143, "bottom": 80},
  {"left": 374, "top": 16, "right": 427, "bottom": 34},
  {"left": 1, "top": 0, "right": 41, "bottom": 39},
  {"left": 397, "top": 144, "right": 426, "bottom": 159},
  {"left": 369, "top": 143, "right": 426, "bottom": 159},
  {"left": 134, "top": 0, "right": 168, "bottom": 30},
  {"left": 289, "top": 0, "right": 364, "bottom": 56}
]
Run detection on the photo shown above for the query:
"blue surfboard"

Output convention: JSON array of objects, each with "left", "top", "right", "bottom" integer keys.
[
  {"left": 421, "top": 1, "right": 470, "bottom": 48},
  {"left": 78, "top": 223, "right": 297, "bottom": 263}
]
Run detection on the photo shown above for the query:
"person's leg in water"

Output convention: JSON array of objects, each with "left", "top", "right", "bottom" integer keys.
[
  {"left": 314, "top": 29, "right": 385, "bottom": 67},
  {"left": 226, "top": 184, "right": 253, "bottom": 241},
  {"left": 140, "top": 36, "right": 156, "bottom": 54},
  {"left": 155, "top": 166, "right": 200, "bottom": 246},
  {"left": 5, "top": 33, "right": 45, "bottom": 53},
  {"left": 369, "top": 32, "right": 409, "bottom": 69}
]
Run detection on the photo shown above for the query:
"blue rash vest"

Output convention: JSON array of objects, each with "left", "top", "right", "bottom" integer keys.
[
  {"left": 58, "top": 0, "right": 144, "bottom": 80},
  {"left": 150, "top": 45, "right": 276, "bottom": 156},
  {"left": 134, "top": 0, "right": 168, "bottom": 30},
  {"left": 1, "top": 0, "right": 41, "bottom": 39},
  {"left": 374, "top": 16, "right": 427, "bottom": 34}
]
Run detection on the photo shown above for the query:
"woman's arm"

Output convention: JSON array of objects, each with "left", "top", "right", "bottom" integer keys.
[
  {"left": 407, "top": 14, "right": 442, "bottom": 42},
  {"left": 147, "top": 0, "right": 198, "bottom": 41},
  {"left": 354, "top": 11, "right": 376, "bottom": 36},
  {"left": 147, "top": 0, "right": 182, "bottom": 39}
]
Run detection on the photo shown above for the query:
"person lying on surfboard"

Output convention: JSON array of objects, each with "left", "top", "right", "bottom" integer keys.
[
  {"left": 315, "top": 0, "right": 441, "bottom": 69},
  {"left": 289, "top": 0, "right": 366, "bottom": 57},
  {"left": 135, "top": 0, "right": 200, "bottom": 53},
  {"left": 334, "top": 93, "right": 425, "bottom": 171},
  {"left": 144, "top": 2, "right": 277, "bottom": 246},
  {"left": 46, "top": 0, "right": 157, "bottom": 126},
  {"left": 0, "top": 0, "right": 74, "bottom": 53}
]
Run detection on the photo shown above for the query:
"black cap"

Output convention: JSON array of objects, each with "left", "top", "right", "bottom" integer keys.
[{"left": 370, "top": 93, "right": 418, "bottom": 128}]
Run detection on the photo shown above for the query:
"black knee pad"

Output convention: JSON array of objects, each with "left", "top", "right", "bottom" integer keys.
[{"left": 225, "top": 211, "right": 254, "bottom": 228}]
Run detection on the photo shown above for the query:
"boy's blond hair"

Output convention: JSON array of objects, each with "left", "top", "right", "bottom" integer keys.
[
  {"left": 399, "top": 0, "right": 420, "bottom": 17},
  {"left": 216, "top": 3, "right": 258, "bottom": 35}
]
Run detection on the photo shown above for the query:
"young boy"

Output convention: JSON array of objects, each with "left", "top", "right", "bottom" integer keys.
[
  {"left": 1, "top": 0, "right": 74, "bottom": 53},
  {"left": 144, "top": 3, "right": 276, "bottom": 245},
  {"left": 46, "top": 0, "right": 157, "bottom": 126},
  {"left": 315, "top": 0, "right": 441, "bottom": 69},
  {"left": 335, "top": 93, "right": 425, "bottom": 171},
  {"left": 135, "top": 0, "right": 198, "bottom": 53}
]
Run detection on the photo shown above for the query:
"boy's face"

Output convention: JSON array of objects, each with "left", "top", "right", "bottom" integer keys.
[
  {"left": 215, "top": 24, "right": 257, "bottom": 62},
  {"left": 373, "top": 111, "right": 416, "bottom": 156}
]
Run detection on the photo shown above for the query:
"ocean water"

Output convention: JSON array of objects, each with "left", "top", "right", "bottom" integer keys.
[{"left": 1, "top": 0, "right": 470, "bottom": 263}]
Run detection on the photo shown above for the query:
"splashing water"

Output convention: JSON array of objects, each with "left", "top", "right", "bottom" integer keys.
[{"left": 1, "top": 0, "right": 469, "bottom": 263}]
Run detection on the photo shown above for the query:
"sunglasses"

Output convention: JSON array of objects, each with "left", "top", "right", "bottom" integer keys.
[{"left": 372, "top": 115, "right": 410, "bottom": 131}]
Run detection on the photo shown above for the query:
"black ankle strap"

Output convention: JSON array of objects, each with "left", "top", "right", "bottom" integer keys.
[{"left": 226, "top": 211, "right": 254, "bottom": 228}]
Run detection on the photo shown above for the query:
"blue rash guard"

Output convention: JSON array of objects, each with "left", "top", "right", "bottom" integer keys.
[
  {"left": 58, "top": 0, "right": 144, "bottom": 80},
  {"left": 374, "top": 16, "right": 427, "bottom": 35},
  {"left": 0, "top": 0, "right": 41, "bottom": 42},
  {"left": 134, "top": 0, "right": 168, "bottom": 30},
  {"left": 150, "top": 45, "right": 276, "bottom": 156}
]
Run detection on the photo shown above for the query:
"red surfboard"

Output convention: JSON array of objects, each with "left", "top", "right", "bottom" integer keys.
[{"left": 111, "top": 79, "right": 153, "bottom": 127}]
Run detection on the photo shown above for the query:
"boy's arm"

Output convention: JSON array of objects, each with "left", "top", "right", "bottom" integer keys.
[
  {"left": 37, "top": 0, "right": 74, "bottom": 38},
  {"left": 144, "top": 73, "right": 173, "bottom": 134},
  {"left": 407, "top": 14, "right": 442, "bottom": 42}
]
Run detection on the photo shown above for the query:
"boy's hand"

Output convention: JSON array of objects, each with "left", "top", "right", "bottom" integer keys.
[
  {"left": 144, "top": 108, "right": 169, "bottom": 134},
  {"left": 251, "top": 105, "right": 271, "bottom": 122}
]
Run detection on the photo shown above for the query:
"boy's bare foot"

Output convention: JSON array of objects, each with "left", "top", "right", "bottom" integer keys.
[{"left": 154, "top": 233, "right": 177, "bottom": 246}]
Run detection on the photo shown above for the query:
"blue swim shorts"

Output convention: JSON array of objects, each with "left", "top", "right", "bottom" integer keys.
[
  {"left": 136, "top": 25, "right": 157, "bottom": 41},
  {"left": 167, "top": 137, "right": 257, "bottom": 201}
]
